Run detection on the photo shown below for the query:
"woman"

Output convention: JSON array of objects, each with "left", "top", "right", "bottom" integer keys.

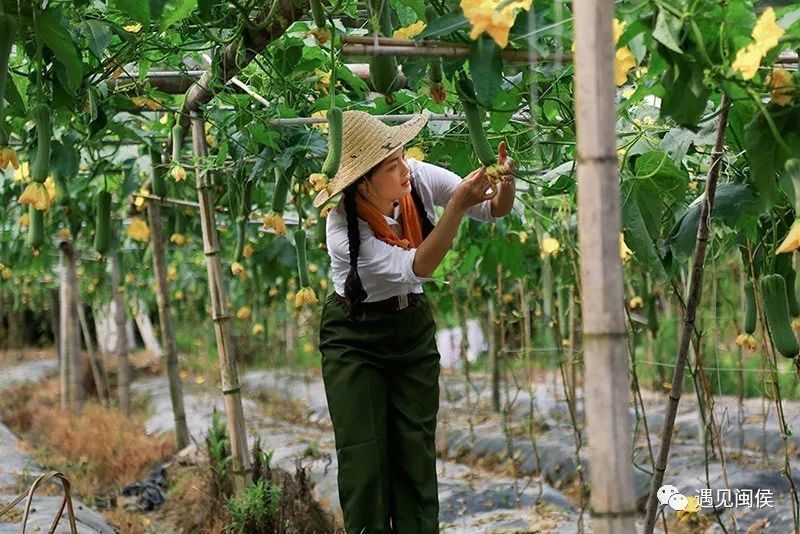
[{"left": 313, "top": 110, "right": 515, "bottom": 533}]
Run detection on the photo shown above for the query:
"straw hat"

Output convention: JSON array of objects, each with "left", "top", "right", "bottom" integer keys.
[{"left": 312, "top": 110, "right": 430, "bottom": 208}]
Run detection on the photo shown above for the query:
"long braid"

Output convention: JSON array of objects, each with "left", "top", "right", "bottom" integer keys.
[
  {"left": 409, "top": 180, "right": 435, "bottom": 239},
  {"left": 342, "top": 184, "right": 367, "bottom": 317}
]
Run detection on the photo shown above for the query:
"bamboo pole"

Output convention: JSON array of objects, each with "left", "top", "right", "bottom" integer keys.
[
  {"left": 147, "top": 150, "right": 190, "bottom": 450},
  {"left": 642, "top": 95, "right": 730, "bottom": 532},
  {"left": 340, "top": 41, "right": 571, "bottom": 63},
  {"left": 573, "top": 0, "right": 636, "bottom": 531},
  {"left": 111, "top": 253, "right": 131, "bottom": 416},
  {"left": 190, "top": 110, "right": 250, "bottom": 494},
  {"left": 58, "top": 244, "right": 71, "bottom": 412}
]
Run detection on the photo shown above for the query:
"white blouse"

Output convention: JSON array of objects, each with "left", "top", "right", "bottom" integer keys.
[{"left": 325, "top": 158, "right": 498, "bottom": 302}]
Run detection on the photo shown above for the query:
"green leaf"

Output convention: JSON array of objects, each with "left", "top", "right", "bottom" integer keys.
[
  {"left": 5, "top": 75, "right": 25, "bottom": 116},
  {"left": 665, "top": 183, "right": 759, "bottom": 259},
  {"left": 490, "top": 88, "right": 521, "bottom": 132},
  {"left": 745, "top": 111, "right": 785, "bottom": 210},
  {"left": 633, "top": 150, "right": 689, "bottom": 203},
  {"left": 247, "top": 124, "right": 280, "bottom": 149},
  {"left": 652, "top": 9, "right": 682, "bottom": 54},
  {"left": 658, "top": 51, "right": 711, "bottom": 127},
  {"left": 416, "top": 13, "right": 467, "bottom": 40},
  {"left": 160, "top": 0, "right": 198, "bottom": 30},
  {"left": 34, "top": 10, "right": 83, "bottom": 94},
  {"left": 621, "top": 179, "right": 666, "bottom": 277},
  {"left": 115, "top": 0, "right": 151, "bottom": 25},
  {"left": 469, "top": 36, "right": 502, "bottom": 106},
  {"left": 80, "top": 20, "right": 112, "bottom": 59}
]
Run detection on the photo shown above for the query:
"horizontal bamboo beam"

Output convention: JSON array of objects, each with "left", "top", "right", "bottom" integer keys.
[
  {"left": 266, "top": 111, "right": 532, "bottom": 126},
  {"left": 340, "top": 35, "right": 571, "bottom": 63}
]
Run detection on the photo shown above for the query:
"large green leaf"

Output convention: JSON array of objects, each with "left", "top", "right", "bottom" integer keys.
[
  {"left": 415, "top": 13, "right": 467, "bottom": 40},
  {"left": 621, "top": 179, "right": 666, "bottom": 277},
  {"left": 115, "top": 0, "right": 150, "bottom": 25},
  {"left": 665, "top": 182, "right": 759, "bottom": 258},
  {"left": 658, "top": 50, "right": 711, "bottom": 128},
  {"left": 34, "top": 10, "right": 83, "bottom": 93},
  {"left": 80, "top": 20, "right": 112, "bottom": 59},
  {"left": 633, "top": 150, "right": 689, "bottom": 203},
  {"left": 744, "top": 109, "right": 797, "bottom": 210},
  {"left": 469, "top": 36, "right": 502, "bottom": 106},
  {"left": 160, "top": 0, "right": 198, "bottom": 29},
  {"left": 652, "top": 9, "right": 682, "bottom": 54}
]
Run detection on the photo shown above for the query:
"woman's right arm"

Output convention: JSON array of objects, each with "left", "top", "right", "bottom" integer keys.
[{"left": 411, "top": 167, "right": 495, "bottom": 278}]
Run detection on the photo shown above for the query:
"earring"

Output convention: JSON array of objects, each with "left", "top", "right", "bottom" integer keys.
[{"left": 392, "top": 200, "right": 399, "bottom": 208}]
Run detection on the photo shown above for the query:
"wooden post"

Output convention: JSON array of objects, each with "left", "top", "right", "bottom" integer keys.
[
  {"left": 147, "top": 150, "right": 191, "bottom": 450},
  {"left": 190, "top": 110, "right": 250, "bottom": 494},
  {"left": 573, "top": 0, "right": 636, "bottom": 531},
  {"left": 111, "top": 253, "right": 131, "bottom": 416},
  {"left": 58, "top": 240, "right": 84, "bottom": 414}
]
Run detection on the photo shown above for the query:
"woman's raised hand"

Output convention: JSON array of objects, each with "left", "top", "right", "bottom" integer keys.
[{"left": 450, "top": 167, "right": 498, "bottom": 212}]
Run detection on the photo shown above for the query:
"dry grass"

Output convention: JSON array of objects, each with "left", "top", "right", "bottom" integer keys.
[
  {"left": 0, "top": 378, "right": 174, "bottom": 498},
  {"left": 155, "top": 465, "right": 227, "bottom": 534}
]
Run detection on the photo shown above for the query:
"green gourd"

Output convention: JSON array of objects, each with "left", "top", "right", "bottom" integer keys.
[
  {"left": 760, "top": 274, "right": 800, "bottom": 359},
  {"left": 321, "top": 106, "right": 343, "bottom": 177},
  {"left": 94, "top": 190, "right": 112, "bottom": 255},
  {"left": 744, "top": 281, "right": 756, "bottom": 335}
]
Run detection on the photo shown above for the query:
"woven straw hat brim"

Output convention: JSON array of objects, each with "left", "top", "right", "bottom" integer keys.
[{"left": 313, "top": 110, "right": 430, "bottom": 208}]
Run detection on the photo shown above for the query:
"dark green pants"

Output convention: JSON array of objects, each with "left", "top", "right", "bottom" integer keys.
[{"left": 319, "top": 292, "right": 440, "bottom": 534}]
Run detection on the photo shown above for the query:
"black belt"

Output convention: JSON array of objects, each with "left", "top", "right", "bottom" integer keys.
[{"left": 332, "top": 292, "right": 420, "bottom": 312}]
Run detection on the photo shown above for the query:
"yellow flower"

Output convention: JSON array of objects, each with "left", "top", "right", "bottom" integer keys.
[
  {"left": 688, "top": 181, "right": 698, "bottom": 191},
  {"left": 295, "top": 287, "right": 319, "bottom": 308},
  {"left": 194, "top": 375, "right": 206, "bottom": 385},
  {"left": 18, "top": 213, "right": 29, "bottom": 228},
  {"left": 311, "top": 110, "right": 329, "bottom": 132},
  {"left": 792, "top": 318, "right": 800, "bottom": 333},
  {"left": 286, "top": 291, "right": 296, "bottom": 302},
  {"left": 18, "top": 182, "right": 50, "bottom": 211},
  {"left": 252, "top": 323, "right": 265, "bottom": 335},
  {"left": 310, "top": 27, "right": 331, "bottom": 44},
  {"left": 205, "top": 135, "right": 217, "bottom": 148},
  {"left": 134, "top": 187, "right": 149, "bottom": 209},
  {"left": 159, "top": 113, "right": 169, "bottom": 125},
  {"left": 243, "top": 243, "right": 254, "bottom": 258},
  {"left": 179, "top": 369, "right": 190, "bottom": 379},
  {"left": 314, "top": 69, "right": 334, "bottom": 93},
  {"left": 540, "top": 237, "right": 560, "bottom": 256},
  {"left": 615, "top": 46, "right": 637, "bottom": 86},
  {"left": 57, "top": 228, "right": 70, "bottom": 240},
  {"left": 629, "top": 296, "right": 644, "bottom": 310},
  {"left": 393, "top": 20, "right": 427, "bottom": 39},
  {"left": 124, "top": 273, "right": 136, "bottom": 284},
  {"left": 171, "top": 164, "right": 187, "bottom": 182},
  {"left": 174, "top": 290, "right": 184, "bottom": 301},
  {"left": 308, "top": 263, "right": 318, "bottom": 273},
  {"left": 1, "top": 268, "right": 11, "bottom": 280},
  {"left": 124, "top": 23, "right": 142, "bottom": 33},
  {"left": 612, "top": 18, "right": 626, "bottom": 43},
  {"left": 231, "top": 261, "right": 247, "bottom": 278},
  {"left": 303, "top": 341, "right": 314, "bottom": 353},
  {"left": 320, "top": 204, "right": 335, "bottom": 217},
  {"left": 461, "top": 0, "right": 532, "bottom": 49},
  {"left": 127, "top": 217, "right": 150, "bottom": 241},
  {"left": 732, "top": 8, "right": 786, "bottom": 81},
  {"left": 130, "top": 97, "right": 161, "bottom": 110},
  {"left": 732, "top": 44, "right": 763, "bottom": 81},
  {"left": 319, "top": 279, "right": 329, "bottom": 289},
  {"left": 752, "top": 7, "right": 784, "bottom": 55},
  {"left": 236, "top": 306, "right": 252, "bottom": 320},
  {"left": 44, "top": 176, "right": 56, "bottom": 203},
  {"left": 769, "top": 68, "right": 795, "bottom": 106},
  {"left": 777, "top": 220, "right": 800, "bottom": 254},
  {"left": 405, "top": 146, "right": 426, "bottom": 161},
  {"left": 309, "top": 173, "right": 329, "bottom": 192},
  {"left": 518, "top": 231, "right": 527, "bottom": 244},
  {"left": 170, "top": 233, "right": 188, "bottom": 246},
  {"left": 167, "top": 264, "right": 178, "bottom": 281},
  {"left": 268, "top": 287, "right": 280, "bottom": 297},
  {"left": 0, "top": 147, "right": 19, "bottom": 170},
  {"left": 502, "top": 293, "right": 514, "bottom": 304},
  {"left": 263, "top": 212, "right": 287, "bottom": 236},
  {"left": 13, "top": 161, "right": 29, "bottom": 182},
  {"left": 735, "top": 333, "right": 758, "bottom": 351},
  {"left": 620, "top": 232, "right": 633, "bottom": 262}
]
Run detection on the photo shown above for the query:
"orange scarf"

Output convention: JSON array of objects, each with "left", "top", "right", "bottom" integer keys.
[{"left": 355, "top": 192, "right": 424, "bottom": 250}]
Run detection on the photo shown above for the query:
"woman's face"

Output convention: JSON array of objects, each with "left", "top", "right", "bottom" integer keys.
[{"left": 358, "top": 146, "right": 411, "bottom": 202}]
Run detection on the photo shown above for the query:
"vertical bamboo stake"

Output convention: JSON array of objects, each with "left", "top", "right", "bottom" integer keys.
[
  {"left": 58, "top": 243, "right": 72, "bottom": 412},
  {"left": 112, "top": 253, "right": 131, "bottom": 416},
  {"left": 642, "top": 95, "right": 730, "bottom": 533},
  {"left": 190, "top": 110, "right": 250, "bottom": 494},
  {"left": 573, "top": 0, "right": 636, "bottom": 530},
  {"left": 147, "top": 151, "right": 191, "bottom": 450}
]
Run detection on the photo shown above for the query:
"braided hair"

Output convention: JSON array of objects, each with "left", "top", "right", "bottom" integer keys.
[{"left": 341, "top": 169, "right": 434, "bottom": 318}]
